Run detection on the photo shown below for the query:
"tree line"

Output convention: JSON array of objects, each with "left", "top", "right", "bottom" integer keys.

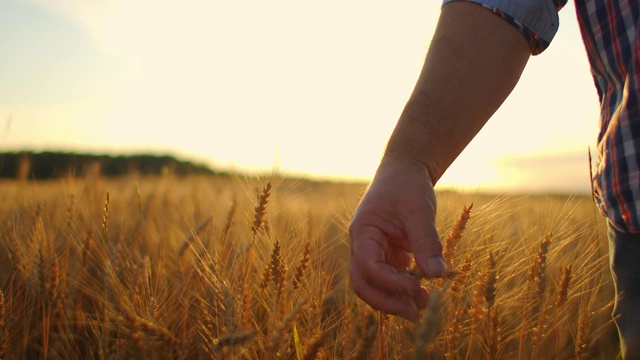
[{"left": 0, "top": 151, "right": 220, "bottom": 180}]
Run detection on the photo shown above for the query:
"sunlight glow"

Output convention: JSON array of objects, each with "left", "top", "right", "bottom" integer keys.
[{"left": 1, "top": 0, "right": 600, "bottom": 192}]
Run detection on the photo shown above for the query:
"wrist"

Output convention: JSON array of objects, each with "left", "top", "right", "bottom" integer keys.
[{"left": 378, "top": 152, "right": 440, "bottom": 186}]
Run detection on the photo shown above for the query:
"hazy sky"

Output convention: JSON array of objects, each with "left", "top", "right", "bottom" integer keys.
[{"left": 1, "top": 0, "right": 600, "bottom": 193}]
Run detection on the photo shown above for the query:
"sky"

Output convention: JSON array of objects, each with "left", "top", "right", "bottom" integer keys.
[{"left": 0, "top": 0, "right": 600, "bottom": 193}]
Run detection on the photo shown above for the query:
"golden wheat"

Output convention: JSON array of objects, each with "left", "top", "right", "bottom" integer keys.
[
  {"left": 443, "top": 203, "right": 473, "bottom": 270},
  {"left": 0, "top": 175, "right": 617, "bottom": 359}
]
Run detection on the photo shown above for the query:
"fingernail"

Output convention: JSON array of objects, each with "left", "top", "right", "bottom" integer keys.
[{"left": 426, "top": 257, "right": 445, "bottom": 278}]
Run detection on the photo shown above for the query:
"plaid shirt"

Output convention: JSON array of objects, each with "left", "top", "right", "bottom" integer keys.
[{"left": 443, "top": 0, "right": 640, "bottom": 232}]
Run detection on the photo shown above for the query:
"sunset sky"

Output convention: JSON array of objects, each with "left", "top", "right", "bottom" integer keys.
[{"left": 1, "top": 0, "right": 600, "bottom": 193}]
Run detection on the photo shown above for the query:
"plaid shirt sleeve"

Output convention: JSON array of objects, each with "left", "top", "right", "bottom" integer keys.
[{"left": 442, "top": 0, "right": 567, "bottom": 55}]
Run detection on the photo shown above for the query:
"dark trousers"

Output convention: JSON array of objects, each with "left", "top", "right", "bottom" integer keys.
[{"left": 608, "top": 222, "right": 640, "bottom": 360}]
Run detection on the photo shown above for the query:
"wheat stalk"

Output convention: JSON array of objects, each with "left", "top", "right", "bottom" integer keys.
[
  {"left": 465, "top": 251, "right": 498, "bottom": 360},
  {"left": 135, "top": 181, "right": 144, "bottom": 218},
  {"left": 450, "top": 254, "right": 472, "bottom": 304},
  {"left": 0, "top": 290, "right": 7, "bottom": 359},
  {"left": 412, "top": 291, "right": 442, "bottom": 360},
  {"left": 444, "top": 308, "right": 462, "bottom": 360},
  {"left": 243, "top": 182, "right": 272, "bottom": 330},
  {"left": 266, "top": 299, "right": 307, "bottom": 357},
  {"left": 82, "top": 229, "right": 94, "bottom": 270},
  {"left": 353, "top": 312, "right": 378, "bottom": 360},
  {"left": 488, "top": 306, "right": 501, "bottom": 360},
  {"left": 177, "top": 215, "right": 213, "bottom": 258},
  {"left": 445, "top": 254, "right": 472, "bottom": 360}
]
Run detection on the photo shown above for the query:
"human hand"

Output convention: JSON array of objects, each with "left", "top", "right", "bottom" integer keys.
[{"left": 349, "top": 155, "right": 445, "bottom": 320}]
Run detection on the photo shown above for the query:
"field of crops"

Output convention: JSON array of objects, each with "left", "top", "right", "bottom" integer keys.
[{"left": 0, "top": 174, "right": 619, "bottom": 359}]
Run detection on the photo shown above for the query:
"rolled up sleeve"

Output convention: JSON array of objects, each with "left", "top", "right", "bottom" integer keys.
[{"left": 442, "top": 0, "right": 564, "bottom": 55}]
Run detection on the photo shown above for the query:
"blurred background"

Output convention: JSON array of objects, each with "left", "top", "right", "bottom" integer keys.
[{"left": 0, "top": 0, "right": 599, "bottom": 193}]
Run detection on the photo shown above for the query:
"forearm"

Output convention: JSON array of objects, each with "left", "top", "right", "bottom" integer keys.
[{"left": 385, "top": 2, "right": 531, "bottom": 183}]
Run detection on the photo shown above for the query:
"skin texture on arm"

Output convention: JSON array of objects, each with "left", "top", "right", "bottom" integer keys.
[{"left": 349, "top": 2, "right": 531, "bottom": 321}]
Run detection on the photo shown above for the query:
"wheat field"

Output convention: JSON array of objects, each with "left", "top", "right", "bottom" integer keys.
[{"left": 0, "top": 174, "right": 619, "bottom": 359}]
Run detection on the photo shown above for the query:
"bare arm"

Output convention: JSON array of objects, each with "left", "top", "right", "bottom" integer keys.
[
  {"left": 349, "top": 2, "right": 531, "bottom": 320},
  {"left": 388, "top": 2, "right": 530, "bottom": 181}
]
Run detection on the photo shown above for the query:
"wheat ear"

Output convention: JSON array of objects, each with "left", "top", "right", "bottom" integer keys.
[
  {"left": 291, "top": 239, "right": 311, "bottom": 293},
  {"left": 271, "top": 239, "right": 288, "bottom": 316},
  {"left": 211, "top": 329, "right": 257, "bottom": 352},
  {"left": 251, "top": 182, "right": 272, "bottom": 237},
  {"left": 554, "top": 264, "right": 573, "bottom": 357},
  {"left": 303, "top": 331, "right": 328, "bottom": 360},
  {"left": 556, "top": 264, "right": 572, "bottom": 308},
  {"left": 443, "top": 204, "right": 473, "bottom": 269},
  {"left": 484, "top": 251, "right": 497, "bottom": 312},
  {"left": 575, "top": 295, "right": 593, "bottom": 359},
  {"left": 102, "top": 191, "right": 110, "bottom": 243},
  {"left": 531, "top": 234, "right": 552, "bottom": 359},
  {"left": 243, "top": 182, "right": 272, "bottom": 329}
]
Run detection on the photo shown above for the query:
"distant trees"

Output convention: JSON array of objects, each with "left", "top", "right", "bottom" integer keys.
[{"left": 0, "top": 151, "right": 219, "bottom": 179}]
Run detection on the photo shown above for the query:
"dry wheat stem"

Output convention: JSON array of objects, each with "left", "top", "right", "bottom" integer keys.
[
  {"left": 177, "top": 215, "right": 214, "bottom": 258},
  {"left": 353, "top": 312, "right": 378, "bottom": 360},
  {"left": 0, "top": 290, "right": 6, "bottom": 359},
  {"left": 266, "top": 299, "right": 307, "bottom": 357},
  {"left": 488, "top": 306, "right": 501, "bottom": 360},
  {"left": 412, "top": 291, "right": 442, "bottom": 360}
]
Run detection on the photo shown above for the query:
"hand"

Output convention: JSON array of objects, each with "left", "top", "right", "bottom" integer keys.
[{"left": 349, "top": 155, "right": 445, "bottom": 320}]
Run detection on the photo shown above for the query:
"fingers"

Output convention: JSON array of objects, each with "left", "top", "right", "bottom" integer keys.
[
  {"left": 349, "top": 227, "right": 427, "bottom": 319},
  {"left": 349, "top": 260, "right": 427, "bottom": 321},
  {"left": 405, "top": 212, "right": 445, "bottom": 278},
  {"left": 386, "top": 245, "right": 413, "bottom": 270},
  {"left": 350, "top": 227, "right": 422, "bottom": 296}
]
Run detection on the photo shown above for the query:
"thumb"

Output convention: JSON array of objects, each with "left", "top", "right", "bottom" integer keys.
[{"left": 406, "top": 218, "right": 445, "bottom": 278}]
